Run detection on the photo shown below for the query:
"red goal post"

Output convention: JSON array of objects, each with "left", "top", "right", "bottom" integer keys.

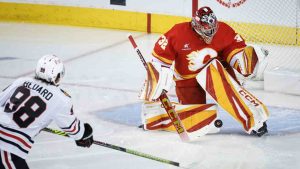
[{"left": 192, "top": 0, "right": 198, "bottom": 17}]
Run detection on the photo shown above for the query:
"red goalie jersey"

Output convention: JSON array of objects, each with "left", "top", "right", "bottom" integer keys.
[{"left": 152, "top": 21, "right": 246, "bottom": 87}]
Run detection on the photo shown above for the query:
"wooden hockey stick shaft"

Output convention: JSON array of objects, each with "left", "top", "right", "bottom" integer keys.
[
  {"left": 43, "top": 128, "right": 180, "bottom": 167},
  {"left": 127, "top": 34, "right": 189, "bottom": 142}
]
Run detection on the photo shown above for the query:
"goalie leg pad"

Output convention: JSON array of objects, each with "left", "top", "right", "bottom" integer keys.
[
  {"left": 196, "top": 59, "right": 269, "bottom": 133},
  {"left": 141, "top": 102, "right": 220, "bottom": 138}
]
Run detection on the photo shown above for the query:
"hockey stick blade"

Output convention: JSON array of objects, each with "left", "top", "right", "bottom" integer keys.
[
  {"left": 127, "top": 34, "right": 190, "bottom": 142},
  {"left": 43, "top": 128, "right": 180, "bottom": 167}
]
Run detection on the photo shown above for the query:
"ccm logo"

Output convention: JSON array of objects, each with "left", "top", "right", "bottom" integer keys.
[
  {"left": 161, "top": 98, "right": 184, "bottom": 133},
  {"left": 239, "top": 90, "right": 259, "bottom": 107}
]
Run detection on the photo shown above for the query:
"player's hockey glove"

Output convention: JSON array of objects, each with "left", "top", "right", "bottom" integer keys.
[
  {"left": 229, "top": 45, "right": 269, "bottom": 80},
  {"left": 139, "top": 62, "right": 173, "bottom": 101},
  {"left": 76, "top": 123, "right": 93, "bottom": 148}
]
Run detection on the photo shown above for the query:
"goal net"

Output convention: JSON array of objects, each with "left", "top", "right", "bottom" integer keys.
[{"left": 198, "top": 0, "right": 300, "bottom": 73}]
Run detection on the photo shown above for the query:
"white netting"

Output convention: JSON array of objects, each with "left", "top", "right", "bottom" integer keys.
[{"left": 199, "top": 0, "right": 300, "bottom": 72}]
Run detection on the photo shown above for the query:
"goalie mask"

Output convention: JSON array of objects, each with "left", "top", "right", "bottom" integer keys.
[
  {"left": 191, "top": 6, "right": 219, "bottom": 44},
  {"left": 35, "top": 54, "right": 65, "bottom": 86}
]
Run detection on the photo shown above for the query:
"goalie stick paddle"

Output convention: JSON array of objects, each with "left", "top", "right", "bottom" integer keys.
[
  {"left": 42, "top": 128, "right": 180, "bottom": 167},
  {"left": 127, "top": 34, "right": 190, "bottom": 142}
]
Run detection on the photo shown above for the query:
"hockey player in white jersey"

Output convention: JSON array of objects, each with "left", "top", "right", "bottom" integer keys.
[{"left": 0, "top": 54, "right": 93, "bottom": 169}]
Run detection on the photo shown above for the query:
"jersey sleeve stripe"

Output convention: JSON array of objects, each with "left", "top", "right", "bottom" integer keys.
[
  {"left": 0, "top": 125, "right": 33, "bottom": 159},
  {"left": 0, "top": 130, "right": 31, "bottom": 149},
  {"left": 64, "top": 122, "right": 77, "bottom": 133},
  {"left": 152, "top": 51, "right": 173, "bottom": 65},
  {"left": 0, "top": 125, "right": 33, "bottom": 143},
  {"left": 62, "top": 120, "right": 81, "bottom": 135},
  {"left": 61, "top": 119, "right": 76, "bottom": 131},
  {"left": 226, "top": 47, "right": 245, "bottom": 63},
  {"left": 3, "top": 151, "right": 14, "bottom": 169},
  {"left": 0, "top": 125, "right": 33, "bottom": 146},
  {"left": 0, "top": 137, "right": 29, "bottom": 154},
  {"left": 68, "top": 121, "right": 81, "bottom": 135}
]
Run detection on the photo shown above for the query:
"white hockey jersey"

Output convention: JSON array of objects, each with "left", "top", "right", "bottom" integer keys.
[{"left": 0, "top": 77, "right": 84, "bottom": 159}]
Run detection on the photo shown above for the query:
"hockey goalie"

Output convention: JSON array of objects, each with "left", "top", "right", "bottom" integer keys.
[{"left": 139, "top": 6, "right": 269, "bottom": 139}]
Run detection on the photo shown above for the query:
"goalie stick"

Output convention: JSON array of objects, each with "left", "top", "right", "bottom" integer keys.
[
  {"left": 127, "top": 34, "right": 189, "bottom": 142},
  {"left": 43, "top": 128, "right": 180, "bottom": 167}
]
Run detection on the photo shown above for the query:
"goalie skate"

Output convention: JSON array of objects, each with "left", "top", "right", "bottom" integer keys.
[{"left": 251, "top": 122, "right": 268, "bottom": 137}]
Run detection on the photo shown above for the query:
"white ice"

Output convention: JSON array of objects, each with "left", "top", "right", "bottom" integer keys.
[{"left": 0, "top": 22, "right": 299, "bottom": 169}]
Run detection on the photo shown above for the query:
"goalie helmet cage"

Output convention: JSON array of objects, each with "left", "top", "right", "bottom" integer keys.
[{"left": 194, "top": 0, "right": 300, "bottom": 73}]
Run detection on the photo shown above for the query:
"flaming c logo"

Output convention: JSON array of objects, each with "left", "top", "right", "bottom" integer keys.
[{"left": 216, "top": 0, "right": 247, "bottom": 8}]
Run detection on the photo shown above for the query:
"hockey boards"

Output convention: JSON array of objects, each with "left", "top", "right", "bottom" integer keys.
[
  {"left": 196, "top": 59, "right": 269, "bottom": 133},
  {"left": 128, "top": 34, "right": 189, "bottom": 141}
]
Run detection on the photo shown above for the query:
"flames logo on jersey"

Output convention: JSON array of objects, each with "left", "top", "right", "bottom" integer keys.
[
  {"left": 216, "top": 0, "right": 247, "bottom": 8},
  {"left": 187, "top": 48, "right": 218, "bottom": 71}
]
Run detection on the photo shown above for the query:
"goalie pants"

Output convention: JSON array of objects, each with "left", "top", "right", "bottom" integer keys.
[
  {"left": 0, "top": 150, "right": 29, "bottom": 169},
  {"left": 176, "top": 79, "right": 206, "bottom": 104},
  {"left": 175, "top": 62, "right": 239, "bottom": 105}
]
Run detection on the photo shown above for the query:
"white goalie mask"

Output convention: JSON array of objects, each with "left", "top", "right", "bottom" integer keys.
[
  {"left": 191, "top": 6, "right": 219, "bottom": 44},
  {"left": 35, "top": 54, "right": 65, "bottom": 86}
]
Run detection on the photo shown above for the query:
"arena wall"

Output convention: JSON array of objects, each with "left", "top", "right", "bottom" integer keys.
[{"left": 0, "top": 0, "right": 299, "bottom": 45}]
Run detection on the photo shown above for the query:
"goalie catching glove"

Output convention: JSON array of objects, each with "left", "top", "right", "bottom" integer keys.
[
  {"left": 75, "top": 123, "right": 93, "bottom": 148},
  {"left": 228, "top": 45, "right": 269, "bottom": 80},
  {"left": 139, "top": 62, "right": 173, "bottom": 101}
]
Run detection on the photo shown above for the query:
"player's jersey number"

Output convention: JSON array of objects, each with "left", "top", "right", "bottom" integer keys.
[
  {"left": 4, "top": 86, "right": 46, "bottom": 128},
  {"left": 158, "top": 35, "right": 168, "bottom": 50}
]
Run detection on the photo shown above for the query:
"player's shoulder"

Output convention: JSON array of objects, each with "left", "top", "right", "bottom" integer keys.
[
  {"left": 174, "top": 21, "right": 190, "bottom": 27},
  {"left": 218, "top": 21, "right": 235, "bottom": 33},
  {"left": 13, "top": 77, "right": 34, "bottom": 86},
  {"left": 51, "top": 87, "right": 72, "bottom": 105},
  {"left": 167, "top": 22, "right": 192, "bottom": 37},
  {"left": 215, "top": 21, "right": 236, "bottom": 40}
]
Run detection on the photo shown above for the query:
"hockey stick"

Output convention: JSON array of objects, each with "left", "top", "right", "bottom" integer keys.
[
  {"left": 42, "top": 128, "right": 180, "bottom": 167},
  {"left": 127, "top": 34, "right": 189, "bottom": 142}
]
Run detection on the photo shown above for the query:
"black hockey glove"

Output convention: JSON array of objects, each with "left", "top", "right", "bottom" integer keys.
[{"left": 76, "top": 123, "right": 93, "bottom": 148}]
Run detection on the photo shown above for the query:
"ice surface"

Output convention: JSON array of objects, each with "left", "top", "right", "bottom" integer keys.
[{"left": 0, "top": 22, "right": 299, "bottom": 169}]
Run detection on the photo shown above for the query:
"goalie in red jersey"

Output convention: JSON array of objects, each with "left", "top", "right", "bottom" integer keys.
[{"left": 140, "top": 6, "right": 269, "bottom": 138}]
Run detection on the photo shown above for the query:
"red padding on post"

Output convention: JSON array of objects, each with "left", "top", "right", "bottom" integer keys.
[
  {"left": 147, "top": 13, "right": 151, "bottom": 33},
  {"left": 192, "top": 0, "right": 198, "bottom": 17}
]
